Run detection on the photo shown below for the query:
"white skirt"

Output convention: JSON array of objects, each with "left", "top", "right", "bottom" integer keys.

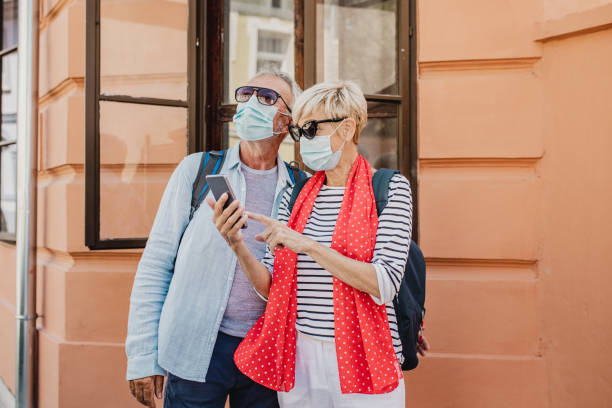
[{"left": 277, "top": 330, "right": 405, "bottom": 408}]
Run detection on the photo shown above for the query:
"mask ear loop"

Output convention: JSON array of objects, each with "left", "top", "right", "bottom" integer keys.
[
  {"left": 330, "top": 119, "right": 348, "bottom": 152},
  {"left": 272, "top": 109, "right": 293, "bottom": 135}
]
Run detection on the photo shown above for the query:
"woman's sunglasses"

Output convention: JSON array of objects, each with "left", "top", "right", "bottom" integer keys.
[
  {"left": 235, "top": 86, "right": 292, "bottom": 113},
  {"left": 288, "top": 118, "right": 346, "bottom": 142}
]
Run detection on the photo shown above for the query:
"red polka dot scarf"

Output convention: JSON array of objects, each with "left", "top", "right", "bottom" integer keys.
[{"left": 234, "top": 155, "right": 402, "bottom": 394}]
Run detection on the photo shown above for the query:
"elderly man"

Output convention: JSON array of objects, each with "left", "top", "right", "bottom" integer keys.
[{"left": 126, "top": 70, "right": 302, "bottom": 408}]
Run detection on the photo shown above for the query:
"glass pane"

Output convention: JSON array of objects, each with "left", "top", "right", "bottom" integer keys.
[
  {"left": 2, "top": 0, "right": 18, "bottom": 50},
  {"left": 278, "top": 134, "right": 296, "bottom": 163},
  {"left": 0, "top": 143, "right": 16, "bottom": 234},
  {"left": 1, "top": 51, "right": 17, "bottom": 142},
  {"left": 316, "top": 0, "right": 398, "bottom": 95},
  {"left": 100, "top": 0, "right": 188, "bottom": 101},
  {"left": 99, "top": 101, "right": 187, "bottom": 239},
  {"left": 224, "top": 0, "right": 294, "bottom": 103},
  {"left": 359, "top": 102, "right": 398, "bottom": 169},
  {"left": 225, "top": 121, "right": 295, "bottom": 163}
]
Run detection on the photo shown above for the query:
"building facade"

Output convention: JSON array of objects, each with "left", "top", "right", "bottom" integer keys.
[{"left": 1, "top": 0, "right": 611, "bottom": 407}]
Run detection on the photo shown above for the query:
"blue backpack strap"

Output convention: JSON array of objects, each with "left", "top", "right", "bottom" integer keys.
[
  {"left": 284, "top": 160, "right": 305, "bottom": 185},
  {"left": 189, "top": 150, "right": 226, "bottom": 220},
  {"left": 371, "top": 168, "right": 400, "bottom": 216}
]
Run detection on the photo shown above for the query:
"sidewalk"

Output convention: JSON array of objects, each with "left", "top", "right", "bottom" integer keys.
[{"left": 0, "top": 379, "right": 14, "bottom": 408}]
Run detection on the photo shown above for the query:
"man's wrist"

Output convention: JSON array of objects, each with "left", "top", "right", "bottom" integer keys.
[{"left": 231, "top": 240, "right": 247, "bottom": 254}]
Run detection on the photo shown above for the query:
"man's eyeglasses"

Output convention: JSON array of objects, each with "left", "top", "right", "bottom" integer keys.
[
  {"left": 235, "top": 86, "right": 292, "bottom": 113},
  {"left": 288, "top": 118, "right": 346, "bottom": 142}
]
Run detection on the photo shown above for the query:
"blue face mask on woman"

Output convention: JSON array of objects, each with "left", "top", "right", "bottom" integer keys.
[
  {"left": 299, "top": 121, "right": 347, "bottom": 171},
  {"left": 233, "top": 96, "right": 289, "bottom": 141}
]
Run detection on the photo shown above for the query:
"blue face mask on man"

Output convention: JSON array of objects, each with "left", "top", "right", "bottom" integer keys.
[{"left": 232, "top": 96, "right": 290, "bottom": 141}]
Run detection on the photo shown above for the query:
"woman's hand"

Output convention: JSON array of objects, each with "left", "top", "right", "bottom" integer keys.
[
  {"left": 250, "top": 212, "right": 381, "bottom": 298},
  {"left": 417, "top": 333, "right": 430, "bottom": 357},
  {"left": 248, "top": 212, "right": 314, "bottom": 255},
  {"left": 207, "top": 193, "right": 248, "bottom": 249}
]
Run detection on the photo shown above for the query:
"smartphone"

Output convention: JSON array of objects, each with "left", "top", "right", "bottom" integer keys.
[{"left": 205, "top": 175, "right": 247, "bottom": 229}]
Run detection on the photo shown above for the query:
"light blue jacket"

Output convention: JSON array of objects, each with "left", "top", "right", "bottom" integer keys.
[{"left": 125, "top": 142, "right": 297, "bottom": 381}]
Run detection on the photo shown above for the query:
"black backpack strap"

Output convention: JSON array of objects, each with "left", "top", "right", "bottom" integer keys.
[
  {"left": 189, "top": 150, "right": 226, "bottom": 220},
  {"left": 287, "top": 176, "right": 310, "bottom": 215},
  {"left": 371, "top": 168, "right": 426, "bottom": 371},
  {"left": 396, "top": 240, "right": 427, "bottom": 371},
  {"left": 407, "top": 240, "right": 427, "bottom": 312},
  {"left": 371, "top": 168, "right": 400, "bottom": 216},
  {"left": 288, "top": 167, "right": 398, "bottom": 216},
  {"left": 284, "top": 160, "right": 306, "bottom": 185}
]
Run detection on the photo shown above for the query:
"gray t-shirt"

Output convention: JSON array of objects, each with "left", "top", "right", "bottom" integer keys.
[{"left": 218, "top": 162, "right": 278, "bottom": 337}]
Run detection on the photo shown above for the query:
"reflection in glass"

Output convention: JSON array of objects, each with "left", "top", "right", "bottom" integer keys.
[
  {"left": 316, "top": 0, "right": 398, "bottom": 95},
  {"left": 224, "top": 0, "right": 294, "bottom": 103},
  {"left": 99, "top": 101, "right": 187, "bottom": 239},
  {"left": 100, "top": 0, "right": 188, "bottom": 101},
  {"left": 1, "top": 51, "right": 17, "bottom": 142},
  {"left": 0, "top": 144, "right": 16, "bottom": 234},
  {"left": 359, "top": 102, "right": 398, "bottom": 169},
  {"left": 2, "top": 0, "right": 18, "bottom": 50}
]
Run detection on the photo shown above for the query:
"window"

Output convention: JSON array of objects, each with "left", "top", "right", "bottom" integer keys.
[
  {"left": 221, "top": 0, "right": 295, "bottom": 157},
  {"left": 311, "top": 0, "right": 418, "bottom": 238},
  {"left": 0, "top": 0, "right": 18, "bottom": 243},
  {"left": 315, "top": 0, "right": 405, "bottom": 169},
  {"left": 216, "top": 0, "right": 418, "bottom": 238},
  {"left": 85, "top": 0, "right": 196, "bottom": 249},
  {"left": 85, "top": 0, "right": 417, "bottom": 249}
]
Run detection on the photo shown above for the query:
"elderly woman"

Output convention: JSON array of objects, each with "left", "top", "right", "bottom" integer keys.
[{"left": 209, "top": 81, "right": 413, "bottom": 407}]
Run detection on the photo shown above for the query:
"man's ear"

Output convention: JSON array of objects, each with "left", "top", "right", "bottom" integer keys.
[
  {"left": 278, "top": 109, "right": 292, "bottom": 124},
  {"left": 274, "top": 110, "right": 292, "bottom": 134}
]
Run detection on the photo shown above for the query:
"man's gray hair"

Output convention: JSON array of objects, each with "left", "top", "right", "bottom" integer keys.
[{"left": 254, "top": 68, "right": 302, "bottom": 107}]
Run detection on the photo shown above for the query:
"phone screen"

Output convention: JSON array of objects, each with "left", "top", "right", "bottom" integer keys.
[
  {"left": 205, "top": 175, "right": 247, "bottom": 228},
  {"left": 206, "top": 175, "right": 236, "bottom": 209}
]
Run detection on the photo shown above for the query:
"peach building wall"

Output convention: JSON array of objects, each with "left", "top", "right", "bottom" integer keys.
[
  {"left": 0, "top": 1, "right": 611, "bottom": 407},
  {"left": 408, "top": 1, "right": 612, "bottom": 407}
]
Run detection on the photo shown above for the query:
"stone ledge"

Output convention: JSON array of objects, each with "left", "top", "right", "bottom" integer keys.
[{"left": 536, "top": 3, "right": 612, "bottom": 42}]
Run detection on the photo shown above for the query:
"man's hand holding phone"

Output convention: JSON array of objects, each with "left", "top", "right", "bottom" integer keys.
[{"left": 207, "top": 192, "right": 248, "bottom": 249}]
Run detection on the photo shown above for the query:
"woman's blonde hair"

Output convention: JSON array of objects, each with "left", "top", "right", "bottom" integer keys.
[{"left": 292, "top": 80, "right": 368, "bottom": 143}]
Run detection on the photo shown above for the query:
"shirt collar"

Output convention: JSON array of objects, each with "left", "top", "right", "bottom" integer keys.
[{"left": 225, "top": 141, "right": 295, "bottom": 187}]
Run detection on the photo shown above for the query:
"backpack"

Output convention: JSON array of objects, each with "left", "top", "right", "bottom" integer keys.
[
  {"left": 189, "top": 150, "right": 306, "bottom": 221},
  {"left": 287, "top": 168, "right": 426, "bottom": 371}
]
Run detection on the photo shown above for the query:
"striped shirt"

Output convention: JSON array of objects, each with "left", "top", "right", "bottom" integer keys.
[{"left": 261, "top": 173, "right": 413, "bottom": 363}]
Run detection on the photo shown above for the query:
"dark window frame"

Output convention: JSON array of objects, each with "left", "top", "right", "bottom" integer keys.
[
  {"left": 0, "top": 0, "right": 18, "bottom": 244},
  {"left": 208, "top": 0, "right": 419, "bottom": 241},
  {"left": 84, "top": 0, "right": 203, "bottom": 249}
]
